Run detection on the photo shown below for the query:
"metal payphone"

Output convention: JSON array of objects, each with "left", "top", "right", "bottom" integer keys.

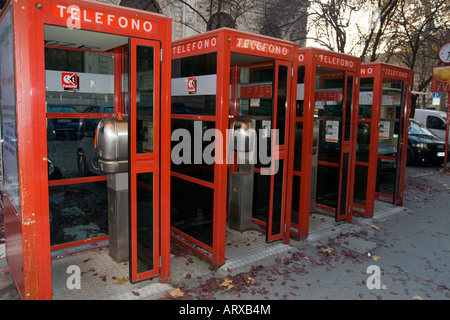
[
  {"left": 95, "top": 115, "right": 129, "bottom": 262},
  {"left": 228, "top": 117, "right": 256, "bottom": 231}
]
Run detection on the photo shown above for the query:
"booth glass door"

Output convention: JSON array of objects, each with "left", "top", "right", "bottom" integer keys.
[
  {"left": 376, "top": 80, "right": 407, "bottom": 204},
  {"left": 315, "top": 71, "right": 355, "bottom": 221},
  {"left": 129, "top": 38, "right": 161, "bottom": 282},
  {"left": 232, "top": 59, "right": 291, "bottom": 243},
  {"left": 266, "top": 61, "right": 290, "bottom": 242}
]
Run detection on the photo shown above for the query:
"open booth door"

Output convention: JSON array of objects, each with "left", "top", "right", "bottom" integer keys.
[
  {"left": 129, "top": 38, "right": 161, "bottom": 282},
  {"left": 266, "top": 60, "right": 291, "bottom": 242},
  {"left": 314, "top": 70, "right": 357, "bottom": 223},
  {"left": 335, "top": 72, "right": 356, "bottom": 222}
]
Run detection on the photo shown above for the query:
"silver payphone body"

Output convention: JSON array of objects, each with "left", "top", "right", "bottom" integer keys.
[{"left": 228, "top": 117, "right": 256, "bottom": 231}]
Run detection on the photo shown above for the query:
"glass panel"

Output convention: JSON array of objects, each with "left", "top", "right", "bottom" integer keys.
[
  {"left": 172, "top": 95, "right": 216, "bottom": 115},
  {"left": 291, "top": 175, "right": 300, "bottom": 225},
  {"left": 252, "top": 172, "right": 271, "bottom": 222},
  {"left": 172, "top": 53, "right": 217, "bottom": 78},
  {"left": 318, "top": 117, "right": 341, "bottom": 162},
  {"left": 314, "top": 69, "right": 345, "bottom": 211},
  {"left": 339, "top": 153, "right": 349, "bottom": 218},
  {"left": 45, "top": 47, "right": 115, "bottom": 179},
  {"left": 254, "top": 119, "right": 272, "bottom": 168},
  {"left": 296, "top": 66, "right": 305, "bottom": 117},
  {"left": 356, "top": 122, "right": 371, "bottom": 162},
  {"left": 136, "top": 173, "right": 154, "bottom": 273},
  {"left": 49, "top": 181, "right": 108, "bottom": 245},
  {"left": 239, "top": 66, "right": 273, "bottom": 117},
  {"left": 271, "top": 160, "right": 284, "bottom": 237},
  {"left": 359, "top": 78, "right": 373, "bottom": 118},
  {"left": 376, "top": 159, "right": 396, "bottom": 196},
  {"left": 136, "top": 46, "right": 154, "bottom": 154},
  {"left": 344, "top": 76, "right": 353, "bottom": 141},
  {"left": 353, "top": 165, "right": 368, "bottom": 205},
  {"left": 171, "top": 177, "right": 214, "bottom": 247},
  {"left": 395, "top": 147, "right": 403, "bottom": 200},
  {"left": 316, "top": 165, "right": 339, "bottom": 208},
  {"left": 171, "top": 53, "right": 217, "bottom": 116},
  {"left": 171, "top": 120, "right": 215, "bottom": 183},
  {"left": 293, "top": 122, "right": 303, "bottom": 172},
  {"left": 276, "top": 65, "right": 288, "bottom": 145}
]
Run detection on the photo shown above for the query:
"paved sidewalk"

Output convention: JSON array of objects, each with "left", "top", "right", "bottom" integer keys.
[{"left": 1, "top": 165, "right": 449, "bottom": 300}]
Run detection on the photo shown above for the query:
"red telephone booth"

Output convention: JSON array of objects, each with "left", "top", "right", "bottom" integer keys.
[
  {"left": 170, "top": 28, "right": 296, "bottom": 265},
  {"left": 353, "top": 62, "right": 413, "bottom": 217},
  {"left": 0, "top": 0, "right": 172, "bottom": 299},
  {"left": 288, "top": 48, "right": 361, "bottom": 239}
]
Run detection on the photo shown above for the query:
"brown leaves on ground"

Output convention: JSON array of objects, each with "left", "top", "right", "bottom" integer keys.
[{"left": 164, "top": 270, "right": 261, "bottom": 300}]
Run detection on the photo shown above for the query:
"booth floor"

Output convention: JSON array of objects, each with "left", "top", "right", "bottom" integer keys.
[{"left": 50, "top": 200, "right": 402, "bottom": 300}]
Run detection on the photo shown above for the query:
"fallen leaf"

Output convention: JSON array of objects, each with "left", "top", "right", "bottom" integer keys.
[
  {"left": 372, "top": 255, "right": 381, "bottom": 261},
  {"left": 370, "top": 224, "right": 381, "bottom": 230},
  {"left": 413, "top": 295, "right": 423, "bottom": 300},
  {"left": 381, "top": 285, "right": 388, "bottom": 290},
  {"left": 220, "top": 279, "right": 233, "bottom": 287},
  {"left": 321, "top": 247, "right": 334, "bottom": 254},
  {"left": 114, "top": 276, "right": 128, "bottom": 285},
  {"left": 131, "top": 291, "right": 140, "bottom": 296},
  {"left": 170, "top": 288, "right": 184, "bottom": 297},
  {"left": 245, "top": 277, "right": 255, "bottom": 285},
  {"left": 220, "top": 278, "right": 236, "bottom": 290}
]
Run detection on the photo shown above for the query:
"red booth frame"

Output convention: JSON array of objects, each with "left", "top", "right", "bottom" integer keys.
[
  {"left": 287, "top": 47, "right": 362, "bottom": 239},
  {"left": 1, "top": 0, "right": 172, "bottom": 299},
  {"left": 354, "top": 62, "right": 413, "bottom": 217},
  {"left": 170, "top": 28, "right": 296, "bottom": 266}
]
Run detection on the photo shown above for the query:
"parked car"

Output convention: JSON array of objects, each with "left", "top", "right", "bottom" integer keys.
[
  {"left": 407, "top": 119, "right": 450, "bottom": 165},
  {"left": 47, "top": 105, "right": 82, "bottom": 140},
  {"left": 414, "top": 109, "right": 449, "bottom": 143}
]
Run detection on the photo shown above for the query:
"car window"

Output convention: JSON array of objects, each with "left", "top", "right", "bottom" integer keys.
[
  {"left": 47, "top": 105, "right": 77, "bottom": 113},
  {"left": 409, "top": 119, "right": 436, "bottom": 136},
  {"left": 426, "top": 116, "right": 446, "bottom": 130},
  {"left": 104, "top": 107, "right": 114, "bottom": 113},
  {"left": 83, "top": 106, "right": 99, "bottom": 113}
]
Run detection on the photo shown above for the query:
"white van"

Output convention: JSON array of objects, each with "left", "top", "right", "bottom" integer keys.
[{"left": 414, "top": 109, "right": 449, "bottom": 142}]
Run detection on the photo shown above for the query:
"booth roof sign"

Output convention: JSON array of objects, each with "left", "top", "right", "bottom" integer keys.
[
  {"left": 360, "top": 66, "right": 410, "bottom": 80},
  {"left": 172, "top": 37, "right": 218, "bottom": 56},
  {"left": 51, "top": 3, "right": 156, "bottom": 34},
  {"left": 383, "top": 68, "right": 409, "bottom": 80},
  {"left": 233, "top": 37, "right": 290, "bottom": 56},
  {"left": 298, "top": 52, "right": 356, "bottom": 71}
]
